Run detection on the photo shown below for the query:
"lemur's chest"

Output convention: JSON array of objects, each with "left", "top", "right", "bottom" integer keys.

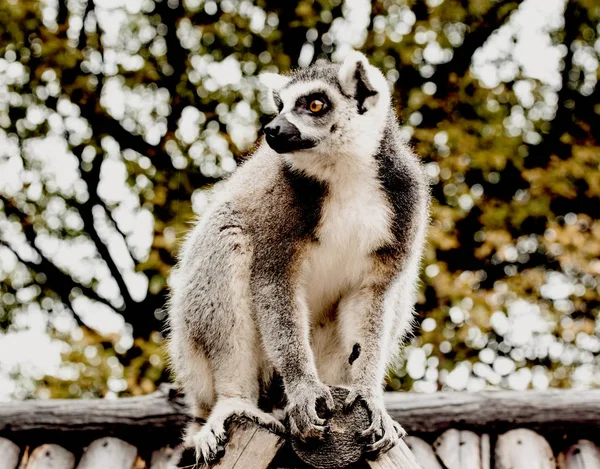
[{"left": 300, "top": 177, "right": 392, "bottom": 316}]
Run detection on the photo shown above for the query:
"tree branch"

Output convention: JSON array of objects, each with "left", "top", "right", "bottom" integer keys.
[
  {"left": 0, "top": 198, "right": 117, "bottom": 316},
  {"left": 154, "top": 0, "right": 188, "bottom": 135},
  {"left": 78, "top": 0, "right": 95, "bottom": 50},
  {"left": 432, "top": 0, "right": 524, "bottom": 98},
  {"left": 524, "top": 0, "right": 579, "bottom": 168},
  {"left": 0, "top": 240, "right": 86, "bottom": 328},
  {"left": 65, "top": 131, "right": 135, "bottom": 311}
]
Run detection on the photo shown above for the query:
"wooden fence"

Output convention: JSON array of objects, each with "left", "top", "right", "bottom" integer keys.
[{"left": 1, "top": 389, "right": 600, "bottom": 468}]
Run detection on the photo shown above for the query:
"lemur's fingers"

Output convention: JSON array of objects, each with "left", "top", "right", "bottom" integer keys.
[
  {"left": 343, "top": 389, "right": 360, "bottom": 410},
  {"left": 307, "top": 405, "right": 327, "bottom": 427},
  {"left": 366, "top": 431, "right": 397, "bottom": 456},
  {"left": 323, "top": 388, "right": 335, "bottom": 412},
  {"left": 289, "top": 413, "right": 326, "bottom": 442},
  {"left": 361, "top": 409, "right": 383, "bottom": 437},
  {"left": 392, "top": 420, "right": 407, "bottom": 438},
  {"left": 365, "top": 418, "right": 398, "bottom": 455},
  {"left": 287, "top": 403, "right": 327, "bottom": 441},
  {"left": 364, "top": 411, "right": 400, "bottom": 457},
  {"left": 194, "top": 428, "right": 220, "bottom": 465}
]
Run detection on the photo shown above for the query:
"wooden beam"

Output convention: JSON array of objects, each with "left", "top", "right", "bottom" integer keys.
[
  {"left": 3, "top": 389, "right": 600, "bottom": 440},
  {"left": 405, "top": 437, "right": 443, "bottom": 469},
  {"left": 433, "top": 429, "right": 487, "bottom": 469},
  {"left": 495, "top": 429, "right": 555, "bottom": 469},
  {"left": 384, "top": 389, "right": 600, "bottom": 434},
  {"left": 0, "top": 437, "right": 20, "bottom": 469},
  {"left": 558, "top": 440, "right": 600, "bottom": 469},
  {"left": 211, "top": 423, "right": 284, "bottom": 469},
  {"left": 25, "top": 444, "right": 75, "bottom": 469},
  {"left": 76, "top": 437, "right": 137, "bottom": 469}
]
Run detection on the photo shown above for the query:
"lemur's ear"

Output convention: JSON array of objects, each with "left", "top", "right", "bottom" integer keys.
[
  {"left": 338, "top": 51, "right": 381, "bottom": 114},
  {"left": 259, "top": 72, "right": 290, "bottom": 112}
]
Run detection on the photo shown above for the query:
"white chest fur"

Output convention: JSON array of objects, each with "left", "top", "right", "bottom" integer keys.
[{"left": 300, "top": 167, "right": 393, "bottom": 319}]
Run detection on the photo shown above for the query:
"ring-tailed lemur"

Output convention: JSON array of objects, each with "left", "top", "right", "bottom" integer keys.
[{"left": 168, "top": 51, "right": 430, "bottom": 464}]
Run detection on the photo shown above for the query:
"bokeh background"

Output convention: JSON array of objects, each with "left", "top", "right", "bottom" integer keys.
[{"left": 0, "top": 0, "right": 599, "bottom": 400}]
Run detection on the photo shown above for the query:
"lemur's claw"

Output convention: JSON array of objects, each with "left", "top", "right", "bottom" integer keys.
[
  {"left": 286, "top": 380, "right": 334, "bottom": 441},
  {"left": 343, "top": 389, "right": 360, "bottom": 411},
  {"left": 344, "top": 389, "right": 402, "bottom": 458}
]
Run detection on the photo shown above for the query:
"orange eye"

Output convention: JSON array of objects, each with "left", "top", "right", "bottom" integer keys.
[{"left": 309, "top": 100, "right": 324, "bottom": 113}]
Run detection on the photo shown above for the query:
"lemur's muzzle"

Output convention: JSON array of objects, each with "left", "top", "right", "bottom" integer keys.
[{"left": 264, "top": 115, "right": 317, "bottom": 154}]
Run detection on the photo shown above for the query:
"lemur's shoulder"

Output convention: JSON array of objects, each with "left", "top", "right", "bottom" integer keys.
[
  {"left": 373, "top": 116, "right": 430, "bottom": 255},
  {"left": 222, "top": 143, "right": 327, "bottom": 241}
]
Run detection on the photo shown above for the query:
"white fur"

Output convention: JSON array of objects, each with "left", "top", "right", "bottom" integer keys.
[
  {"left": 301, "top": 159, "right": 393, "bottom": 318},
  {"left": 282, "top": 59, "right": 391, "bottom": 179},
  {"left": 338, "top": 51, "right": 389, "bottom": 111}
]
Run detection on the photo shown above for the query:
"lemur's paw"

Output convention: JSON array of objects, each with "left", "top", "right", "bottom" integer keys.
[
  {"left": 191, "top": 399, "right": 285, "bottom": 466},
  {"left": 191, "top": 422, "right": 227, "bottom": 467},
  {"left": 345, "top": 389, "right": 402, "bottom": 457},
  {"left": 235, "top": 408, "right": 287, "bottom": 435},
  {"left": 286, "top": 380, "right": 335, "bottom": 441}
]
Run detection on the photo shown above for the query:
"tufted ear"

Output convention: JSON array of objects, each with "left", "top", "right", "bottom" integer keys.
[
  {"left": 259, "top": 72, "right": 290, "bottom": 112},
  {"left": 338, "top": 51, "right": 382, "bottom": 114}
]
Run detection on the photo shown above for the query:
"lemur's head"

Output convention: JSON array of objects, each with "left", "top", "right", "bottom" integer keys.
[{"left": 260, "top": 52, "right": 391, "bottom": 165}]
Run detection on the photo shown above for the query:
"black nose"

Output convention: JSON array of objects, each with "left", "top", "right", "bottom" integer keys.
[
  {"left": 264, "top": 122, "right": 281, "bottom": 138},
  {"left": 264, "top": 115, "right": 316, "bottom": 154},
  {"left": 264, "top": 116, "right": 301, "bottom": 140}
]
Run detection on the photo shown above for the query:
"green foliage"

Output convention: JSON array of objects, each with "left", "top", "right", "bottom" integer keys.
[{"left": 0, "top": 0, "right": 599, "bottom": 398}]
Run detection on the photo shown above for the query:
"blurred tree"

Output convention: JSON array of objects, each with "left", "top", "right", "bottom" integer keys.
[{"left": 0, "top": 0, "right": 599, "bottom": 398}]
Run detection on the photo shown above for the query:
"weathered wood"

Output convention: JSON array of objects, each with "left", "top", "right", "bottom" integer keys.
[
  {"left": 480, "top": 434, "right": 490, "bottom": 469},
  {"left": 433, "top": 429, "right": 483, "bottom": 469},
  {"left": 25, "top": 445, "right": 75, "bottom": 469},
  {"left": 292, "top": 387, "right": 371, "bottom": 469},
  {"left": 210, "top": 422, "right": 284, "bottom": 469},
  {"left": 3, "top": 389, "right": 600, "bottom": 437},
  {"left": 76, "top": 437, "right": 137, "bottom": 469},
  {"left": 384, "top": 390, "right": 600, "bottom": 434},
  {"left": 0, "top": 437, "right": 21, "bottom": 469},
  {"left": 495, "top": 429, "right": 555, "bottom": 469},
  {"left": 367, "top": 439, "right": 423, "bottom": 469},
  {"left": 559, "top": 440, "right": 600, "bottom": 469},
  {"left": 0, "top": 388, "right": 187, "bottom": 443},
  {"left": 150, "top": 446, "right": 179, "bottom": 469},
  {"left": 405, "top": 437, "right": 442, "bottom": 469}
]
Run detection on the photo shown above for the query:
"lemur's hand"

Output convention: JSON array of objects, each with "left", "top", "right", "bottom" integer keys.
[
  {"left": 286, "top": 379, "right": 335, "bottom": 441},
  {"left": 344, "top": 387, "right": 405, "bottom": 456}
]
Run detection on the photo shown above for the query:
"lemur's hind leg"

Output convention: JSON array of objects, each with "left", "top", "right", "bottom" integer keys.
[
  {"left": 186, "top": 341, "right": 285, "bottom": 464},
  {"left": 178, "top": 229, "right": 285, "bottom": 465}
]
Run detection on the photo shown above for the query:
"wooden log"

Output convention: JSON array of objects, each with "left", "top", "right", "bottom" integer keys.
[
  {"left": 25, "top": 444, "right": 75, "bottom": 469},
  {"left": 495, "top": 429, "right": 556, "bottom": 469},
  {"left": 0, "top": 437, "right": 21, "bottom": 469},
  {"left": 405, "top": 437, "right": 442, "bottom": 469},
  {"left": 383, "top": 390, "right": 600, "bottom": 434},
  {"left": 559, "top": 440, "right": 600, "bottom": 469},
  {"left": 433, "top": 429, "right": 487, "bottom": 469},
  {"left": 3, "top": 389, "right": 600, "bottom": 437},
  {"left": 367, "top": 439, "right": 423, "bottom": 469},
  {"left": 291, "top": 387, "right": 371, "bottom": 469},
  {"left": 210, "top": 423, "right": 284, "bottom": 469},
  {"left": 76, "top": 437, "right": 137, "bottom": 469}
]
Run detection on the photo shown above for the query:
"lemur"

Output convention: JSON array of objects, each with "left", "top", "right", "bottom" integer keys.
[{"left": 168, "top": 51, "right": 430, "bottom": 465}]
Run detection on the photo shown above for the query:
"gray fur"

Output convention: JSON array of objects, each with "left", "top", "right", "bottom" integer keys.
[{"left": 168, "top": 51, "right": 430, "bottom": 464}]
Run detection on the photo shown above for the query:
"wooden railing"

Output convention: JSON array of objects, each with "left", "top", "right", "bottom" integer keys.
[{"left": 1, "top": 389, "right": 600, "bottom": 468}]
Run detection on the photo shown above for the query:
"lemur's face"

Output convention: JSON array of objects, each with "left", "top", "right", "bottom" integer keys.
[
  {"left": 261, "top": 53, "right": 390, "bottom": 159},
  {"left": 263, "top": 82, "right": 345, "bottom": 154}
]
